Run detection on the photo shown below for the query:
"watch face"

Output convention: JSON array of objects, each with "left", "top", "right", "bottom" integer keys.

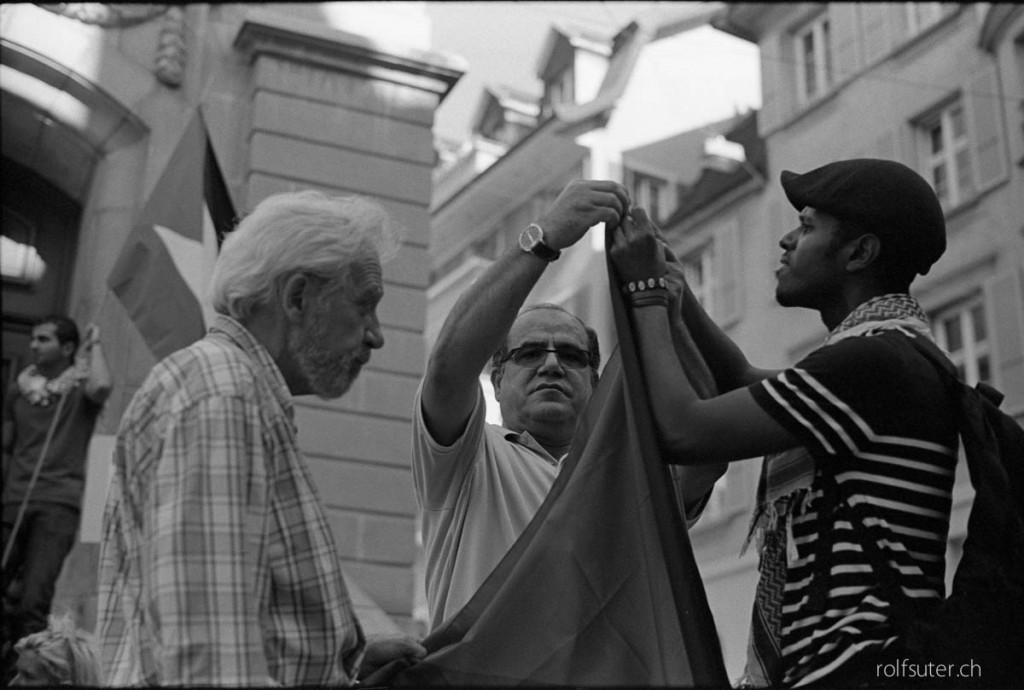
[
  {"left": 519, "top": 224, "right": 559, "bottom": 261},
  {"left": 520, "top": 224, "right": 542, "bottom": 250}
]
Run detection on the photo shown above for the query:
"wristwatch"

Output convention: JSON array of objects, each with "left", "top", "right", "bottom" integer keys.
[{"left": 518, "top": 223, "right": 561, "bottom": 262}]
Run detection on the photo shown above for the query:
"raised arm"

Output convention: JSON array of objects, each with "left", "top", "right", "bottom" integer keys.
[
  {"left": 421, "top": 179, "right": 630, "bottom": 445},
  {"left": 610, "top": 212, "right": 799, "bottom": 464},
  {"left": 77, "top": 324, "right": 112, "bottom": 404},
  {"left": 655, "top": 224, "right": 776, "bottom": 391}
]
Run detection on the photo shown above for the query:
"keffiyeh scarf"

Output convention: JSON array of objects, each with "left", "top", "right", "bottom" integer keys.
[{"left": 17, "top": 362, "right": 86, "bottom": 406}]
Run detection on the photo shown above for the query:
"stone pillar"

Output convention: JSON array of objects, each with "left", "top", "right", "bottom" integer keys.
[{"left": 232, "top": 9, "right": 461, "bottom": 631}]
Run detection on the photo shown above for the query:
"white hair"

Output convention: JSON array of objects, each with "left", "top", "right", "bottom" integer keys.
[{"left": 210, "top": 190, "right": 399, "bottom": 321}]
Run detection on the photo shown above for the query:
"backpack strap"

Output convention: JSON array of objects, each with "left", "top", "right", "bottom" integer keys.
[
  {"left": 815, "top": 335, "right": 958, "bottom": 623},
  {"left": 806, "top": 471, "right": 838, "bottom": 613},
  {"left": 813, "top": 470, "right": 923, "bottom": 627}
]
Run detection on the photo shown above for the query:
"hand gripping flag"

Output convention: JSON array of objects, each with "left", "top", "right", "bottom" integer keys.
[
  {"left": 392, "top": 231, "right": 728, "bottom": 686},
  {"left": 107, "top": 109, "right": 235, "bottom": 361}
]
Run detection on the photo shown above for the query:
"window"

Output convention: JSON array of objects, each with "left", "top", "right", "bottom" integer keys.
[
  {"left": 540, "top": 68, "right": 574, "bottom": 119},
  {"left": 625, "top": 169, "right": 668, "bottom": 222},
  {"left": 794, "top": 15, "right": 833, "bottom": 103},
  {"left": 932, "top": 297, "right": 992, "bottom": 386},
  {"left": 920, "top": 99, "right": 975, "bottom": 208},
  {"left": 1, "top": 207, "right": 46, "bottom": 285},
  {"left": 906, "top": 2, "right": 943, "bottom": 37},
  {"left": 682, "top": 244, "right": 714, "bottom": 313}
]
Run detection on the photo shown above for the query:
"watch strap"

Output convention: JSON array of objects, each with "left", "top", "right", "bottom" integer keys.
[{"left": 520, "top": 223, "right": 561, "bottom": 262}]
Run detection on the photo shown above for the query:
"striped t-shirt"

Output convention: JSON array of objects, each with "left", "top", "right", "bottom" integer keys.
[{"left": 749, "top": 330, "right": 958, "bottom": 686}]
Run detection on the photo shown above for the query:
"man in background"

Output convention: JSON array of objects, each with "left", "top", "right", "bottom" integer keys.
[{"left": 2, "top": 315, "right": 111, "bottom": 683}]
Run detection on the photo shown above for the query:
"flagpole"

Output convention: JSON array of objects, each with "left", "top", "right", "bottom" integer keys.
[
  {"left": 1, "top": 390, "right": 69, "bottom": 570},
  {"left": 1, "top": 288, "right": 112, "bottom": 571}
]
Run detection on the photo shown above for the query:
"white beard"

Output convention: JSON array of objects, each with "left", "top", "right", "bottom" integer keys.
[{"left": 289, "top": 307, "right": 359, "bottom": 400}]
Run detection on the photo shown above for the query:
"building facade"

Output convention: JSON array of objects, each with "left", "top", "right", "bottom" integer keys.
[{"left": 1, "top": 2, "right": 461, "bottom": 634}]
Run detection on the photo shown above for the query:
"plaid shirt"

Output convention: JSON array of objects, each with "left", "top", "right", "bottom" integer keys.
[{"left": 98, "top": 315, "right": 364, "bottom": 686}]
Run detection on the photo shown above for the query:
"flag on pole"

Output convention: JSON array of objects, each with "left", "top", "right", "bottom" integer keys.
[
  {"left": 392, "top": 231, "right": 728, "bottom": 686},
  {"left": 107, "top": 109, "right": 235, "bottom": 361}
]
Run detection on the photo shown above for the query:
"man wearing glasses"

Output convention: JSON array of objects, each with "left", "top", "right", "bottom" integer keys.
[{"left": 413, "top": 179, "right": 629, "bottom": 631}]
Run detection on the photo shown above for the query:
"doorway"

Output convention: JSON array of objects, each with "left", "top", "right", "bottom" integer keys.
[{"left": 1, "top": 157, "right": 82, "bottom": 394}]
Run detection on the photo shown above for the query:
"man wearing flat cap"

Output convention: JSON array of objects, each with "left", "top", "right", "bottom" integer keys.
[{"left": 609, "top": 158, "right": 957, "bottom": 686}]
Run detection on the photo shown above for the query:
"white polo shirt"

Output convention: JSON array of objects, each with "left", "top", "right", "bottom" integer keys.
[{"left": 412, "top": 381, "right": 561, "bottom": 631}]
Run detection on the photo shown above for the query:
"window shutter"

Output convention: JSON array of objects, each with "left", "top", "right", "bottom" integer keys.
[
  {"left": 859, "top": 3, "right": 890, "bottom": 66},
  {"left": 712, "top": 221, "right": 743, "bottom": 327},
  {"left": 829, "top": 3, "right": 860, "bottom": 83},
  {"left": 984, "top": 266, "right": 1024, "bottom": 412},
  {"left": 968, "top": 66, "right": 1008, "bottom": 193}
]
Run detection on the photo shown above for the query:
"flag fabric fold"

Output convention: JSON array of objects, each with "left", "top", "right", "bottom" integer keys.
[
  {"left": 392, "top": 231, "right": 728, "bottom": 686},
  {"left": 107, "top": 109, "right": 235, "bottom": 361}
]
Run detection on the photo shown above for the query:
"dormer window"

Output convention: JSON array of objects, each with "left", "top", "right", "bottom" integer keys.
[
  {"left": 541, "top": 67, "right": 575, "bottom": 119},
  {"left": 535, "top": 24, "right": 609, "bottom": 120},
  {"left": 472, "top": 87, "right": 540, "bottom": 147}
]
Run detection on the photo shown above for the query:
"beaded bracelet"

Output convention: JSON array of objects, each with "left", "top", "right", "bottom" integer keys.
[
  {"left": 626, "top": 291, "right": 669, "bottom": 308},
  {"left": 622, "top": 276, "right": 667, "bottom": 295}
]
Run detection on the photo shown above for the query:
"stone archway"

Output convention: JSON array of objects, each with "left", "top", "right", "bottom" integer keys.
[
  {"left": 0, "top": 30, "right": 150, "bottom": 632},
  {"left": 0, "top": 35, "right": 147, "bottom": 384}
]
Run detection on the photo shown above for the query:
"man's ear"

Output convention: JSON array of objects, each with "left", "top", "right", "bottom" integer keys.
[
  {"left": 61, "top": 341, "right": 76, "bottom": 359},
  {"left": 844, "top": 233, "right": 882, "bottom": 274},
  {"left": 280, "top": 273, "right": 312, "bottom": 324},
  {"left": 490, "top": 366, "right": 504, "bottom": 399}
]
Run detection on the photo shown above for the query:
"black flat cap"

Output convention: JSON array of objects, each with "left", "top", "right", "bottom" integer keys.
[{"left": 780, "top": 158, "right": 946, "bottom": 276}]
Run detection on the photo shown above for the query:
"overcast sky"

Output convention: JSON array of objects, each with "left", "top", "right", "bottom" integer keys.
[{"left": 425, "top": 2, "right": 663, "bottom": 142}]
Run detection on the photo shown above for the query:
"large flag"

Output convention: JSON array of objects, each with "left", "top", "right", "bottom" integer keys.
[
  {"left": 392, "top": 234, "right": 728, "bottom": 685},
  {"left": 107, "top": 109, "right": 235, "bottom": 361}
]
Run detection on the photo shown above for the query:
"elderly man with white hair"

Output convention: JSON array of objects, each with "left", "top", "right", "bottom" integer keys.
[{"left": 97, "top": 191, "right": 423, "bottom": 686}]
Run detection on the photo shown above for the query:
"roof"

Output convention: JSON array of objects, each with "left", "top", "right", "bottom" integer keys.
[
  {"left": 535, "top": 21, "right": 616, "bottom": 79},
  {"left": 709, "top": 4, "right": 771, "bottom": 43},
  {"left": 553, "top": 3, "right": 722, "bottom": 131},
  {"left": 622, "top": 112, "right": 747, "bottom": 185},
  {"left": 663, "top": 109, "right": 766, "bottom": 227},
  {"left": 487, "top": 83, "right": 542, "bottom": 109},
  {"left": 472, "top": 84, "right": 541, "bottom": 125}
]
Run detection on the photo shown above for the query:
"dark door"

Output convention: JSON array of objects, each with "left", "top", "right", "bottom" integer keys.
[{"left": 2, "top": 157, "right": 81, "bottom": 393}]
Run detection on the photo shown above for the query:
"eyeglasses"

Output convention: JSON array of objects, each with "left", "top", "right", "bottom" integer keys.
[{"left": 502, "top": 344, "right": 591, "bottom": 369}]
